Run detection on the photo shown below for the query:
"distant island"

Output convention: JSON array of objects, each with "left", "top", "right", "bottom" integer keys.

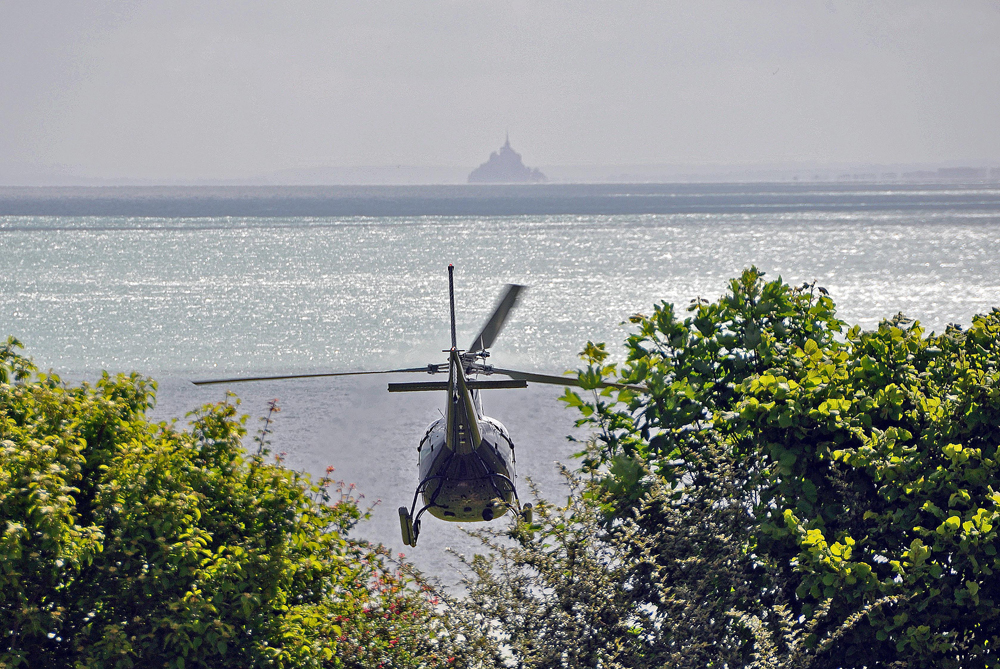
[{"left": 468, "top": 135, "right": 546, "bottom": 183}]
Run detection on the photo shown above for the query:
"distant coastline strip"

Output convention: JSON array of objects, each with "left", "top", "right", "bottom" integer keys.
[{"left": 2, "top": 184, "right": 998, "bottom": 219}]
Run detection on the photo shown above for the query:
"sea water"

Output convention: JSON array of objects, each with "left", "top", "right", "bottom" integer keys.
[{"left": 2, "top": 183, "right": 999, "bottom": 582}]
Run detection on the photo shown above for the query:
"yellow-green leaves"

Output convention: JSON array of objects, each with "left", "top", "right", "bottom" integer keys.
[
  {"left": 943, "top": 442, "right": 971, "bottom": 465},
  {"left": 907, "top": 539, "right": 931, "bottom": 566},
  {"left": 564, "top": 271, "right": 1000, "bottom": 667},
  {"left": 936, "top": 515, "right": 962, "bottom": 536},
  {"left": 1, "top": 355, "right": 478, "bottom": 669}
]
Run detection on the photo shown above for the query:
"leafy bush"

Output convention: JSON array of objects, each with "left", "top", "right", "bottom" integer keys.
[
  {"left": 0, "top": 338, "right": 485, "bottom": 669},
  {"left": 560, "top": 268, "right": 1000, "bottom": 667},
  {"left": 458, "top": 453, "right": 758, "bottom": 669},
  {"left": 459, "top": 470, "right": 660, "bottom": 669}
]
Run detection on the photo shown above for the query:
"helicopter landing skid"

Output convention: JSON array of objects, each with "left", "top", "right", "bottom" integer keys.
[
  {"left": 400, "top": 470, "right": 532, "bottom": 547},
  {"left": 487, "top": 473, "right": 532, "bottom": 524},
  {"left": 398, "top": 506, "right": 415, "bottom": 547},
  {"left": 401, "top": 474, "right": 447, "bottom": 547}
]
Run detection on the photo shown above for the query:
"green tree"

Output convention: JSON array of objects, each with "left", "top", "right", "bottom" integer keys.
[
  {"left": 0, "top": 337, "right": 487, "bottom": 669},
  {"left": 562, "top": 269, "right": 1000, "bottom": 667},
  {"left": 458, "top": 450, "right": 761, "bottom": 669},
  {"left": 459, "top": 470, "right": 662, "bottom": 669}
]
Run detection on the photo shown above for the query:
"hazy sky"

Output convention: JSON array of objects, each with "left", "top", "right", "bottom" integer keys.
[{"left": 2, "top": 1, "right": 999, "bottom": 180}]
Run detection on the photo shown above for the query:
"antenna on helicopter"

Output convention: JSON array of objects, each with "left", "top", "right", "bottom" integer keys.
[{"left": 448, "top": 264, "right": 457, "bottom": 350}]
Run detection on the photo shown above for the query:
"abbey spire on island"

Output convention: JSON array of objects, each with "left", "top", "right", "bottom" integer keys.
[{"left": 468, "top": 134, "right": 547, "bottom": 183}]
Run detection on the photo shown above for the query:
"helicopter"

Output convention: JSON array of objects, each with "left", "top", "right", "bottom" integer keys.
[{"left": 194, "top": 265, "right": 639, "bottom": 547}]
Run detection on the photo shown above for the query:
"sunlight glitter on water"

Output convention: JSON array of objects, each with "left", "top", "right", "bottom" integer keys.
[
  {"left": 3, "top": 211, "right": 1000, "bottom": 376},
  {"left": 4, "top": 204, "right": 1000, "bottom": 581}
]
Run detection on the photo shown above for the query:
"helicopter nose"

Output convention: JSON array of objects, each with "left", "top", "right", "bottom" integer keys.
[{"left": 482, "top": 506, "right": 494, "bottom": 521}]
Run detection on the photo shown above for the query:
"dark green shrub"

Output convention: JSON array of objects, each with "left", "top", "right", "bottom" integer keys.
[
  {"left": 1, "top": 338, "right": 485, "bottom": 669},
  {"left": 561, "top": 269, "right": 1000, "bottom": 667}
]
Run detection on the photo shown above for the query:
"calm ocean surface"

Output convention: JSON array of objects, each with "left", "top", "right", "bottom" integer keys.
[{"left": 3, "top": 183, "right": 999, "bottom": 581}]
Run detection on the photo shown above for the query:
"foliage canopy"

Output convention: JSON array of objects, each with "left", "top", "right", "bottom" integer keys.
[
  {"left": 557, "top": 268, "right": 1000, "bottom": 667},
  {"left": 6, "top": 264, "right": 1000, "bottom": 668},
  {"left": 0, "top": 337, "right": 483, "bottom": 669}
]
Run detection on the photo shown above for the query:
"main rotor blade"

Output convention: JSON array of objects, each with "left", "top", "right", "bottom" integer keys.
[
  {"left": 192, "top": 366, "right": 437, "bottom": 386},
  {"left": 490, "top": 367, "right": 646, "bottom": 392},
  {"left": 468, "top": 284, "right": 525, "bottom": 353}
]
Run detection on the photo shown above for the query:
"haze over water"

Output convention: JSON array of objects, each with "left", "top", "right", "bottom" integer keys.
[{"left": 3, "top": 183, "right": 999, "bottom": 581}]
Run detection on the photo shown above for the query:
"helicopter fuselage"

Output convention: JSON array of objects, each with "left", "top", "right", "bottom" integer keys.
[{"left": 417, "top": 411, "right": 515, "bottom": 522}]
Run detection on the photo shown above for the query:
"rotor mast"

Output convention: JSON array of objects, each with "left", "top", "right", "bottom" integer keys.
[{"left": 448, "top": 264, "right": 457, "bottom": 350}]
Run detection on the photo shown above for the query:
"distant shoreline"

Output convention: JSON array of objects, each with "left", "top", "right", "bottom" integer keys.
[{"left": 2, "top": 182, "right": 999, "bottom": 218}]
